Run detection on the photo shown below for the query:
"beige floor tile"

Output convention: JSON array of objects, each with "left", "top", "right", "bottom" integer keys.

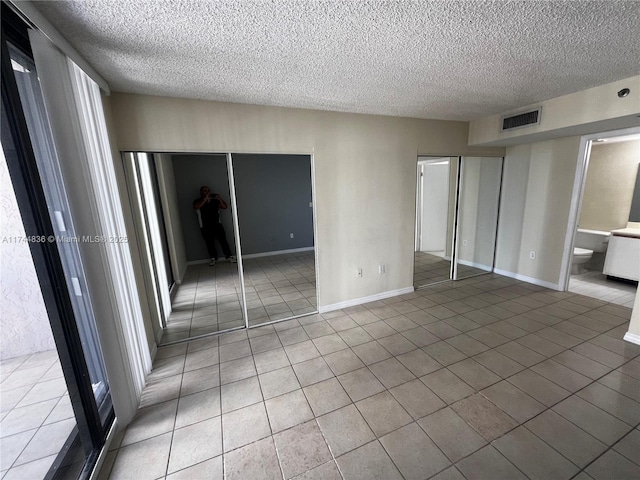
[
  {"left": 336, "top": 440, "right": 403, "bottom": 480},
  {"left": 355, "top": 391, "right": 412, "bottom": 437},
  {"left": 168, "top": 417, "right": 222, "bottom": 474},
  {"left": 316, "top": 404, "right": 375, "bottom": 456},
  {"left": 451, "top": 394, "right": 518, "bottom": 442},
  {"left": 525, "top": 410, "right": 606, "bottom": 467},
  {"left": 368, "top": 358, "right": 415, "bottom": 389},
  {"left": 290, "top": 460, "right": 341, "bottom": 480},
  {"left": 265, "top": 389, "right": 313, "bottom": 433},
  {"left": 121, "top": 399, "right": 178, "bottom": 446},
  {"left": 418, "top": 407, "right": 486, "bottom": 462},
  {"left": 481, "top": 381, "right": 545, "bottom": 423},
  {"left": 493, "top": 426, "right": 579, "bottom": 480},
  {"left": 166, "top": 456, "right": 222, "bottom": 480},
  {"left": 456, "top": 445, "right": 527, "bottom": 480},
  {"left": 221, "top": 376, "right": 262, "bottom": 413},
  {"left": 323, "top": 349, "right": 365, "bottom": 375},
  {"left": 303, "top": 378, "right": 352, "bottom": 417},
  {"left": 110, "top": 432, "right": 172, "bottom": 480},
  {"left": 224, "top": 437, "right": 281, "bottom": 480},
  {"left": 420, "top": 368, "right": 474, "bottom": 404},
  {"left": 258, "top": 366, "right": 300, "bottom": 400},
  {"left": 337, "top": 368, "right": 386, "bottom": 402},
  {"left": 379, "top": 423, "right": 450, "bottom": 480},
  {"left": 222, "top": 403, "right": 271, "bottom": 452},
  {"left": 253, "top": 348, "right": 291, "bottom": 374},
  {"left": 273, "top": 420, "right": 332, "bottom": 479},
  {"left": 292, "top": 357, "right": 333, "bottom": 387},
  {"left": 389, "top": 378, "right": 445, "bottom": 420}
]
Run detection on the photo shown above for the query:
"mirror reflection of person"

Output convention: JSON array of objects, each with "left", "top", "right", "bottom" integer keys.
[{"left": 193, "top": 185, "right": 236, "bottom": 266}]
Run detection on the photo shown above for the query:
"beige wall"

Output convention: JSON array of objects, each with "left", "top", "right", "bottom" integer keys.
[
  {"left": 495, "top": 137, "right": 581, "bottom": 287},
  {"left": 469, "top": 76, "right": 640, "bottom": 146},
  {"left": 579, "top": 140, "right": 640, "bottom": 232},
  {"left": 109, "top": 93, "right": 504, "bottom": 308}
]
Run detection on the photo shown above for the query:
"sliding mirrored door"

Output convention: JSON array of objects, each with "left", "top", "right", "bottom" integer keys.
[
  {"left": 232, "top": 154, "right": 317, "bottom": 327},
  {"left": 414, "top": 156, "right": 458, "bottom": 288},
  {"left": 453, "top": 156, "right": 503, "bottom": 280}
]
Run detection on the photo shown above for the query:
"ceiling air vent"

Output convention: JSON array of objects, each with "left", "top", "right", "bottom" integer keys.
[{"left": 501, "top": 108, "right": 541, "bottom": 131}]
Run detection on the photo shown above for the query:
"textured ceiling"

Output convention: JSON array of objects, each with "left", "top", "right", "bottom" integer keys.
[{"left": 30, "top": 0, "right": 640, "bottom": 121}]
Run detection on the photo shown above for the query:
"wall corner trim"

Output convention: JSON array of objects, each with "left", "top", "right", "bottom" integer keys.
[
  {"left": 493, "top": 268, "right": 561, "bottom": 291},
  {"left": 623, "top": 331, "right": 640, "bottom": 346},
  {"left": 319, "top": 287, "right": 415, "bottom": 313}
]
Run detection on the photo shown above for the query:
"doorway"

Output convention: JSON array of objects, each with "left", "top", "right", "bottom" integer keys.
[{"left": 563, "top": 128, "right": 640, "bottom": 307}]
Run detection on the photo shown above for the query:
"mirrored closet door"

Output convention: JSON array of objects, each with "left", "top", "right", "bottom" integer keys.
[
  {"left": 124, "top": 151, "right": 318, "bottom": 345},
  {"left": 453, "top": 156, "right": 503, "bottom": 280},
  {"left": 414, "top": 155, "right": 503, "bottom": 288},
  {"left": 232, "top": 154, "right": 317, "bottom": 327},
  {"left": 414, "top": 156, "right": 458, "bottom": 288}
]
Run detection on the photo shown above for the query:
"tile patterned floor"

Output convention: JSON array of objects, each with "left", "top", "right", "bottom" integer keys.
[
  {"left": 162, "top": 251, "right": 317, "bottom": 344},
  {"left": 0, "top": 350, "right": 75, "bottom": 479},
  {"left": 104, "top": 274, "right": 640, "bottom": 480},
  {"left": 570, "top": 270, "right": 637, "bottom": 309}
]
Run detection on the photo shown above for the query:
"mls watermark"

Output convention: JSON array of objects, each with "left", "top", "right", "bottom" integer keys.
[{"left": 1, "top": 235, "right": 129, "bottom": 244}]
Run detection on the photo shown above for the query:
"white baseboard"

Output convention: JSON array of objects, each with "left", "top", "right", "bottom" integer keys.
[
  {"left": 493, "top": 268, "right": 561, "bottom": 291},
  {"left": 319, "top": 287, "right": 415, "bottom": 313},
  {"left": 623, "top": 332, "right": 640, "bottom": 346},
  {"left": 187, "top": 247, "right": 314, "bottom": 265},
  {"left": 457, "top": 259, "right": 492, "bottom": 271}
]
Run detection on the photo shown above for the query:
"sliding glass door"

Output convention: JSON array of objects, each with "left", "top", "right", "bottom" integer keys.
[{"left": 1, "top": 5, "right": 113, "bottom": 478}]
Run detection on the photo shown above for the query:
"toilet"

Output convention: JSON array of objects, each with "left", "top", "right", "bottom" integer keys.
[{"left": 571, "top": 229, "right": 610, "bottom": 275}]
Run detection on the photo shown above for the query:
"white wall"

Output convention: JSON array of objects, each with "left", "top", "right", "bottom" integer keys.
[
  {"left": 109, "top": 94, "right": 504, "bottom": 308},
  {"left": 495, "top": 137, "right": 582, "bottom": 287},
  {"left": 0, "top": 147, "right": 55, "bottom": 359}
]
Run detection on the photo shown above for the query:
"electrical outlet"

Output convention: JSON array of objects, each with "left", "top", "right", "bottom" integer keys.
[
  {"left": 463, "top": 239, "right": 468, "bottom": 246},
  {"left": 356, "top": 268, "right": 362, "bottom": 278},
  {"left": 529, "top": 251, "right": 536, "bottom": 260},
  {"left": 290, "top": 233, "right": 294, "bottom": 238},
  {"left": 309, "top": 202, "right": 313, "bottom": 207},
  {"left": 379, "top": 265, "right": 386, "bottom": 274}
]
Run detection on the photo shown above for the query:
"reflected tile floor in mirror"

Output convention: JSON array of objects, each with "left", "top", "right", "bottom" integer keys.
[
  {"left": 162, "top": 260, "right": 245, "bottom": 344},
  {"left": 0, "top": 350, "right": 75, "bottom": 479},
  {"left": 161, "top": 251, "right": 317, "bottom": 344},
  {"left": 415, "top": 252, "right": 489, "bottom": 287},
  {"left": 102, "top": 274, "right": 640, "bottom": 480},
  {"left": 415, "top": 251, "right": 451, "bottom": 287},
  {"left": 243, "top": 250, "right": 317, "bottom": 327}
]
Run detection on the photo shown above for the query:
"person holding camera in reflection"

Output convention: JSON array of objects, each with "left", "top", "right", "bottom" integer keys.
[{"left": 193, "top": 185, "right": 236, "bottom": 266}]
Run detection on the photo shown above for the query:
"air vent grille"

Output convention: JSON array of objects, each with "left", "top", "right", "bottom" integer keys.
[{"left": 502, "top": 108, "right": 541, "bottom": 131}]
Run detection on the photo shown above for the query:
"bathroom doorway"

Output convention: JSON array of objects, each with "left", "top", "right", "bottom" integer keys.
[{"left": 563, "top": 127, "right": 640, "bottom": 308}]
